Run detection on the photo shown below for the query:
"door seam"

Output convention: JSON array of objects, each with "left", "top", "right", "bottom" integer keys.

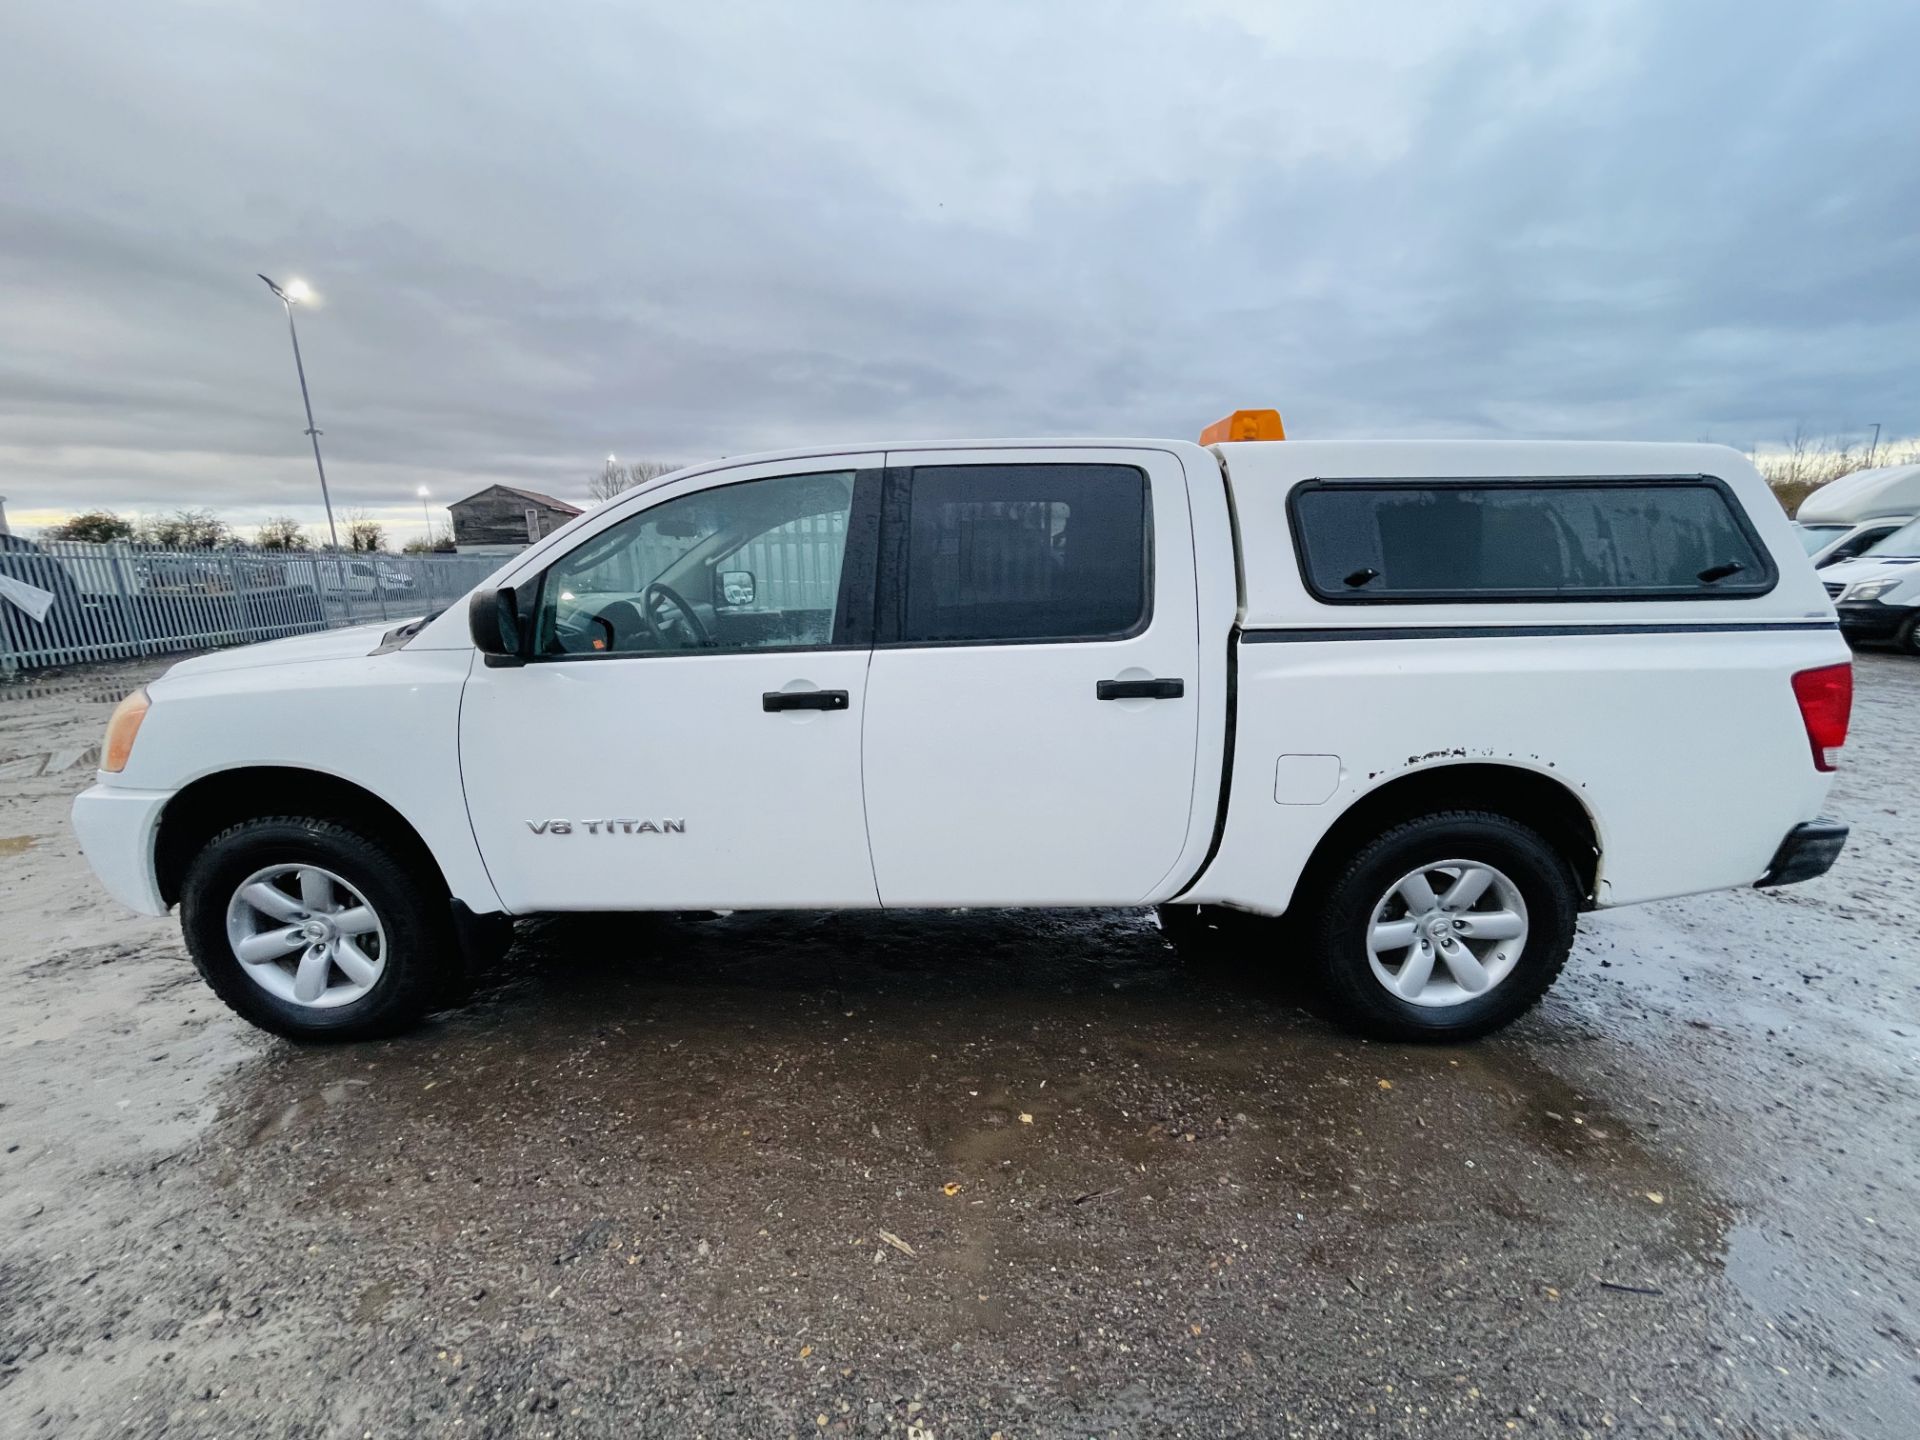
[{"left": 856, "top": 642, "right": 883, "bottom": 906}]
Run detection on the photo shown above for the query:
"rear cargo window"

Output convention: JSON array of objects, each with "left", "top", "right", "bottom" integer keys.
[
  {"left": 1289, "top": 478, "right": 1775, "bottom": 603},
  {"left": 898, "top": 464, "right": 1150, "bottom": 642}
]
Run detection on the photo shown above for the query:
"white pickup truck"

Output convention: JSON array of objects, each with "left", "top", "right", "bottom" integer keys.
[{"left": 72, "top": 416, "right": 1853, "bottom": 1043}]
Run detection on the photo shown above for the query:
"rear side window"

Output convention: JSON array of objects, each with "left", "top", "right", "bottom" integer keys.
[
  {"left": 898, "top": 464, "right": 1150, "bottom": 642},
  {"left": 1289, "top": 478, "right": 1776, "bottom": 603}
]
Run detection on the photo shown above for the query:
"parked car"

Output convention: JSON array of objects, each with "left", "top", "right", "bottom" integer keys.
[
  {"left": 72, "top": 418, "right": 1851, "bottom": 1043},
  {"left": 132, "top": 554, "right": 233, "bottom": 595},
  {"left": 286, "top": 556, "right": 416, "bottom": 595},
  {"left": 1791, "top": 462, "right": 1920, "bottom": 569}
]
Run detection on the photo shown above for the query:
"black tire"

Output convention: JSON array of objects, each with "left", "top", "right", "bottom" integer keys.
[
  {"left": 1898, "top": 613, "right": 1920, "bottom": 657},
  {"left": 1309, "top": 810, "right": 1578, "bottom": 1042},
  {"left": 179, "top": 816, "right": 455, "bottom": 1041}
]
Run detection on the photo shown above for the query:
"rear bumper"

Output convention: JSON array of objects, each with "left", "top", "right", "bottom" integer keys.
[
  {"left": 1835, "top": 600, "right": 1909, "bottom": 642},
  {"left": 70, "top": 783, "right": 173, "bottom": 915},
  {"left": 1754, "top": 818, "right": 1848, "bottom": 889}
]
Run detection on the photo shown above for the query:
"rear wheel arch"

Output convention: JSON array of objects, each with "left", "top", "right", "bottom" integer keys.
[
  {"left": 1296, "top": 762, "right": 1601, "bottom": 909},
  {"left": 155, "top": 766, "right": 449, "bottom": 908}
]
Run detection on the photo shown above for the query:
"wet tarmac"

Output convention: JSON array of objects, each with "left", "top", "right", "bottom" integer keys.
[{"left": 2, "top": 654, "right": 1917, "bottom": 1438}]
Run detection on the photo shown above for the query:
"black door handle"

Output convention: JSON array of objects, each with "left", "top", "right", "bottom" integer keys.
[
  {"left": 1097, "top": 678, "right": 1184, "bottom": 701},
  {"left": 762, "top": 689, "right": 850, "bottom": 712}
]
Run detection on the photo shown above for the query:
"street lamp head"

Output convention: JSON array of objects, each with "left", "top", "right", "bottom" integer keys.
[
  {"left": 417, "top": 486, "right": 430, "bottom": 498},
  {"left": 258, "top": 273, "right": 314, "bottom": 305}
]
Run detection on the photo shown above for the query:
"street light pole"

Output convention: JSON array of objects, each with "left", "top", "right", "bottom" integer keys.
[
  {"left": 257, "top": 274, "right": 342, "bottom": 554},
  {"left": 417, "top": 486, "right": 433, "bottom": 547}
]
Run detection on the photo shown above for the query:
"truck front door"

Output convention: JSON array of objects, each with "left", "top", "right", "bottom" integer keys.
[
  {"left": 459, "top": 457, "right": 883, "bottom": 912},
  {"left": 860, "top": 448, "right": 1203, "bottom": 906}
]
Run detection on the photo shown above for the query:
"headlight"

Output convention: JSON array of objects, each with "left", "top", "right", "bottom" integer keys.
[
  {"left": 101, "top": 687, "right": 150, "bottom": 773},
  {"left": 1840, "top": 579, "right": 1901, "bottom": 603}
]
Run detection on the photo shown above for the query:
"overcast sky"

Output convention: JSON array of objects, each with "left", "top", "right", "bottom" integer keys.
[{"left": 3, "top": 0, "right": 1917, "bottom": 540}]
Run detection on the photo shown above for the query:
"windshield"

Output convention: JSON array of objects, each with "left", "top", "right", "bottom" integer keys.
[
  {"left": 1795, "top": 524, "right": 1848, "bottom": 554},
  {"left": 1863, "top": 516, "right": 1920, "bottom": 558}
]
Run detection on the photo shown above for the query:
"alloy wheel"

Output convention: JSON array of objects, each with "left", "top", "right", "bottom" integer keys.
[
  {"left": 223, "top": 863, "right": 388, "bottom": 1009},
  {"left": 1365, "top": 858, "right": 1529, "bottom": 1008}
]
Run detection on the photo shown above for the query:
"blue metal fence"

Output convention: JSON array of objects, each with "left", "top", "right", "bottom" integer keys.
[{"left": 0, "top": 540, "right": 501, "bottom": 675}]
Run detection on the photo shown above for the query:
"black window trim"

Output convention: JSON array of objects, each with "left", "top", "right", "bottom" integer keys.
[
  {"left": 1286, "top": 473, "right": 1779, "bottom": 606},
  {"left": 873, "top": 461, "right": 1157, "bottom": 649},
  {"left": 516, "top": 467, "right": 883, "bottom": 664}
]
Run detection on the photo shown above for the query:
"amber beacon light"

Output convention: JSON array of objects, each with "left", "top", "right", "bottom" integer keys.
[{"left": 1199, "top": 408, "right": 1286, "bottom": 445}]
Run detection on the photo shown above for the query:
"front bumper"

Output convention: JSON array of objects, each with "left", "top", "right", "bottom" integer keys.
[
  {"left": 1835, "top": 600, "right": 1910, "bottom": 642},
  {"left": 1754, "top": 818, "right": 1849, "bottom": 889},
  {"left": 70, "top": 783, "right": 174, "bottom": 915}
]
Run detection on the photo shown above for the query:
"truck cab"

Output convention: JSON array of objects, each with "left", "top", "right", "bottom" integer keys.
[{"left": 72, "top": 420, "right": 1852, "bottom": 1044}]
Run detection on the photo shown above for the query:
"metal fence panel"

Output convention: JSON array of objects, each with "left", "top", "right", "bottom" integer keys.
[{"left": 0, "top": 541, "right": 502, "bottom": 676}]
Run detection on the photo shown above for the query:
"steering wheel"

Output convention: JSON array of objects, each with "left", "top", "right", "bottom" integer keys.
[{"left": 641, "top": 581, "right": 711, "bottom": 647}]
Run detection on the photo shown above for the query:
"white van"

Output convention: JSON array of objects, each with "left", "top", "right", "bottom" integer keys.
[
  {"left": 1792, "top": 463, "right": 1920, "bottom": 569},
  {"left": 1820, "top": 513, "right": 1920, "bottom": 652},
  {"left": 71, "top": 418, "right": 1853, "bottom": 1044}
]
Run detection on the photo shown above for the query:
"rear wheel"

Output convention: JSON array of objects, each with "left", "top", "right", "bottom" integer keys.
[
  {"left": 180, "top": 816, "right": 455, "bottom": 1041},
  {"left": 1310, "top": 810, "right": 1578, "bottom": 1041}
]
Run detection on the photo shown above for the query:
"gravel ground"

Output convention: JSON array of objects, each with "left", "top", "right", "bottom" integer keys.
[{"left": 1, "top": 652, "right": 1916, "bottom": 1439}]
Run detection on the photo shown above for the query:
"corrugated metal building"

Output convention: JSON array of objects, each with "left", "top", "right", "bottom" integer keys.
[{"left": 449, "top": 485, "right": 583, "bottom": 555}]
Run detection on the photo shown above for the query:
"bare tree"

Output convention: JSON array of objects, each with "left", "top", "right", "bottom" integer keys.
[
  {"left": 140, "top": 508, "right": 230, "bottom": 548},
  {"left": 45, "top": 510, "right": 135, "bottom": 543},
  {"left": 255, "top": 515, "right": 311, "bottom": 550},
  {"left": 341, "top": 508, "right": 388, "bottom": 553},
  {"left": 589, "top": 457, "right": 677, "bottom": 503},
  {"left": 1750, "top": 428, "right": 1920, "bottom": 515}
]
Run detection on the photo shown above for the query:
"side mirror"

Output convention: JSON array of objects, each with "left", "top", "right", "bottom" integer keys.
[
  {"left": 717, "top": 569, "right": 756, "bottom": 608},
  {"left": 468, "top": 586, "right": 526, "bottom": 664}
]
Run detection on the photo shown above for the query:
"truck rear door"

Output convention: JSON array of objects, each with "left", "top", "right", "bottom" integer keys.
[{"left": 860, "top": 447, "right": 1202, "bottom": 906}]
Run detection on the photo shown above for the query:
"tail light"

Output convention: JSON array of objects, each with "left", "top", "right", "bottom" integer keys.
[{"left": 1790, "top": 663, "right": 1852, "bottom": 772}]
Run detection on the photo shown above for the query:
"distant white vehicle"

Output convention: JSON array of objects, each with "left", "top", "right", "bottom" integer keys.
[
  {"left": 1792, "top": 463, "right": 1920, "bottom": 569},
  {"left": 286, "top": 556, "right": 415, "bottom": 595},
  {"left": 71, "top": 418, "right": 1851, "bottom": 1045},
  {"left": 1819, "top": 514, "right": 1920, "bottom": 653}
]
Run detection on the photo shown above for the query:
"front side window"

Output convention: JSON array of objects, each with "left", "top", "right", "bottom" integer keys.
[
  {"left": 1824, "top": 525, "right": 1896, "bottom": 564},
  {"left": 898, "top": 464, "right": 1149, "bottom": 643},
  {"left": 1290, "top": 478, "right": 1775, "bottom": 602},
  {"left": 1862, "top": 517, "right": 1920, "bottom": 558},
  {"left": 535, "top": 470, "right": 857, "bottom": 655}
]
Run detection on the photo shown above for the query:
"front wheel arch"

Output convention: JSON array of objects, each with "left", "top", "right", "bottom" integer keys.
[{"left": 155, "top": 766, "right": 449, "bottom": 909}]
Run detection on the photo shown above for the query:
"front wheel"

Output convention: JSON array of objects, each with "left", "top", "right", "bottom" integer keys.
[
  {"left": 1898, "top": 613, "right": 1920, "bottom": 656},
  {"left": 180, "top": 816, "right": 456, "bottom": 1041},
  {"left": 1310, "top": 810, "right": 1578, "bottom": 1042}
]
